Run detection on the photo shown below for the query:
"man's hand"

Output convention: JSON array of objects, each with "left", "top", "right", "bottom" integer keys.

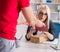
[
  {"left": 22, "top": 6, "right": 45, "bottom": 27},
  {"left": 35, "top": 19, "right": 45, "bottom": 27}
]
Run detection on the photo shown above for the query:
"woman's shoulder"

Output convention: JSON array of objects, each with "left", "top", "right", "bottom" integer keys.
[
  {"left": 49, "top": 20, "right": 54, "bottom": 25},
  {"left": 49, "top": 20, "right": 53, "bottom": 23}
]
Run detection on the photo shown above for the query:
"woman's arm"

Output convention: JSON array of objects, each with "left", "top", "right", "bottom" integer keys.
[
  {"left": 48, "top": 20, "right": 55, "bottom": 41},
  {"left": 25, "top": 26, "right": 32, "bottom": 41},
  {"left": 25, "top": 26, "right": 37, "bottom": 41},
  {"left": 44, "top": 32, "right": 54, "bottom": 41}
]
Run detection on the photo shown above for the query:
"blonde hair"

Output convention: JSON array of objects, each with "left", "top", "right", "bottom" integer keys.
[{"left": 36, "top": 5, "right": 50, "bottom": 29}]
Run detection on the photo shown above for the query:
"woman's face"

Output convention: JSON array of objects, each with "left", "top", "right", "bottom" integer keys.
[{"left": 39, "top": 9, "right": 47, "bottom": 22}]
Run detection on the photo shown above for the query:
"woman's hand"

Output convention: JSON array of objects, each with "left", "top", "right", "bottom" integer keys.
[
  {"left": 44, "top": 32, "right": 54, "bottom": 40},
  {"left": 26, "top": 26, "right": 36, "bottom": 39},
  {"left": 29, "top": 26, "right": 36, "bottom": 33}
]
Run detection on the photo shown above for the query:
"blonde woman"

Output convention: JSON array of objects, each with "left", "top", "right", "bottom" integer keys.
[{"left": 25, "top": 5, "right": 55, "bottom": 41}]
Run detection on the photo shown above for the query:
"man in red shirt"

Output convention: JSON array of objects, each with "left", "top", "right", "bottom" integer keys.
[{"left": 0, "top": 0, "right": 45, "bottom": 52}]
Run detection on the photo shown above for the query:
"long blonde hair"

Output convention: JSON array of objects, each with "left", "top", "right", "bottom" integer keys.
[{"left": 36, "top": 5, "right": 50, "bottom": 29}]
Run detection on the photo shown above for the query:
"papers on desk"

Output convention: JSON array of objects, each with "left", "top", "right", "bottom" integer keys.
[{"left": 43, "top": 38, "right": 58, "bottom": 45}]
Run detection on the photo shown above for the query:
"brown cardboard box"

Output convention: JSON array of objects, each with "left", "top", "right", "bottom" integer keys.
[{"left": 30, "top": 33, "right": 48, "bottom": 43}]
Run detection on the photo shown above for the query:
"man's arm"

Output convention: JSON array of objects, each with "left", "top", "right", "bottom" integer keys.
[{"left": 21, "top": 6, "right": 45, "bottom": 27}]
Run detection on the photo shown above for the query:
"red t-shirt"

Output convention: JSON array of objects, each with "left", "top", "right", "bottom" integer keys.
[{"left": 0, "top": 0, "right": 30, "bottom": 40}]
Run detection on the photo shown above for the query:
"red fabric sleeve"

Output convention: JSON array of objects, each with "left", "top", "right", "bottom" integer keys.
[{"left": 18, "top": 0, "right": 30, "bottom": 8}]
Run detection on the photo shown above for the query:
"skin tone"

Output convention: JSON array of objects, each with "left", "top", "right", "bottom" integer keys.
[
  {"left": 18, "top": 6, "right": 45, "bottom": 27},
  {"left": 39, "top": 9, "right": 47, "bottom": 22},
  {"left": 26, "top": 8, "right": 54, "bottom": 40},
  {"left": 17, "top": 6, "right": 46, "bottom": 39},
  {"left": 17, "top": 18, "right": 28, "bottom": 25},
  {"left": 26, "top": 26, "right": 36, "bottom": 39}
]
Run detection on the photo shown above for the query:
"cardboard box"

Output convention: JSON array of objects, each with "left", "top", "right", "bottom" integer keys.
[{"left": 30, "top": 33, "right": 48, "bottom": 43}]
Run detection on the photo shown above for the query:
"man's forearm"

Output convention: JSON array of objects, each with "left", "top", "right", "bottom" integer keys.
[
  {"left": 22, "top": 6, "right": 36, "bottom": 26},
  {"left": 22, "top": 6, "right": 45, "bottom": 27}
]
